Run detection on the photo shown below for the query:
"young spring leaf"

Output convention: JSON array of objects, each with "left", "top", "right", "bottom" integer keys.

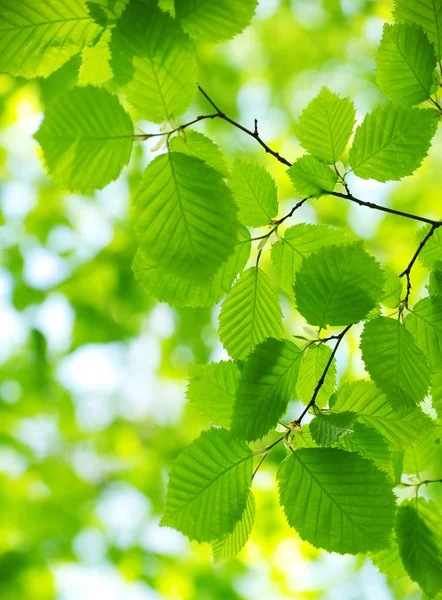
[
  {"left": 161, "top": 428, "right": 253, "bottom": 542},
  {"left": 175, "top": 0, "right": 258, "bottom": 42},
  {"left": 349, "top": 105, "right": 438, "bottom": 182},
  {"left": 396, "top": 499, "right": 442, "bottom": 597},
  {"left": 394, "top": 0, "right": 442, "bottom": 61},
  {"left": 406, "top": 296, "right": 442, "bottom": 370},
  {"left": 132, "top": 153, "right": 237, "bottom": 280},
  {"left": 277, "top": 448, "right": 396, "bottom": 554},
  {"left": 111, "top": 0, "right": 197, "bottom": 122},
  {"left": 34, "top": 86, "right": 134, "bottom": 194},
  {"left": 428, "top": 262, "right": 442, "bottom": 296},
  {"left": 271, "top": 223, "right": 352, "bottom": 297},
  {"left": 132, "top": 224, "right": 250, "bottom": 307},
  {"left": 333, "top": 380, "right": 434, "bottom": 449},
  {"left": 296, "top": 344, "right": 337, "bottom": 409},
  {"left": 287, "top": 155, "right": 338, "bottom": 197},
  {"left": 212, "top": 491, "right": 255, "bottom": 563},
  {"left": 187, "top": 361, "right": 240, "bottom": 427},
  {"left": 78, "top": 29, "right": 112, "bottom": 86},
  {"left": 230, "top": 160, "right": 278, "bottom": 227},
  {"left": 360, "top": 317, "right": 431, "bottom": 412},
  {"left": 294, "top": 243, "right": 385, "bottom": 328},
  {"left": 402, "top": 426, "right": 442, "bottom": 475},
  {"left": 169, "top": 131, "right": 229, "bottom": 178},
  {"left": 382, "top": 267, "right": 404, "bottom": 309},
  {"left": 296, "top": 87, "right": 356, "bottom": 163},
  {"left": 339, "top": 423, "right": 393, "bottom": 476},
  {"left": 0, "top": 0, "right": 101, "bottom": 79},
  {"left": 309, "top": 411, "right": 357, "bottom": 446},
  {"left": 219, "top": 267, "right": 284, "bottom": 360},
  {"left": 376, "top": 23, "right": 437, "bottom": 105},
  {"left": 231, "top": 338, "right": 303, "bottom": 441},
  {"left": 370, "top": 536, "right": 410, "bottom": 581}
]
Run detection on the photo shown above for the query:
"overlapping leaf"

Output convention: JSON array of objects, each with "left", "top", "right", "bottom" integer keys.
[
  {"left": 212, "top": 491, "right": 255, "bottom": 563},
  {"left": 219, "top": 267, "right": 284, "bottom": 360},
  {"left": 111, "top": 0, "right": 197, "bottom": 122},
  {"left": 294, "top": 243, "right": 384, "bottom": 327},
  {"left": 161, "top": 428, "right": 253, "bottom": 542},
  {"left": 187, "top": 361, "right": 239, "bottom": 427},
  {"left": 277, "top": 448, "right": 396, "bottom": 554},
  {"left": 309, "top": 411, "right": 357, "bottom": 446},
  {"left": 175, "top": 0, "right": 257, "bottom": 42},
  {"left": 231, "top": 338, "right": 303, "bottom": 441},
  {"left": 132, "top": 152, "right": 237, "bottom": 280},
  {"left": 287, "top": 155, "right": 338, "bottom": 197},
  {"left": 271, "top": 223, "right": 352, "bottom": 297},
  {"left": 376, "top": 23, "right": 436, "bottom": 105},
  {"left": 170, "top": 131, "right": 229, "bottom": 178},
  {"left": 132, "top": 224, "right": 250, "bottom": 307},
  {"left": 78, "top": 28, "right": 112, "bottom": 86},
  {"left": 339, "top": 423, "right": 393, "bottom": 476},
  {"left": 407, "top": 296, "right": 442, "bottom": 369},
  {"left": 0, "top": 0, "right": 101, "bottom": 78},
  {"left": 333, "top": 380, "right": 433, "bottom": 449},
  {"left": 230, "top": 160, "right": 278, "bottom": 227},
  {"left": 417, "top": 226, "right": 442, "bottom": 269},
  {"left": 361, "top": 317, "right": 431, "bottom": 411},
  {"left": 396, "top": 499, "right": 442, "bottom": 597},
  {"left": 394, "top": 0, "right": 442, "bottom": 61},
  {"left": 34, "top": 86, "right": 133, "bottom": 193},
  {"left": 349, "top": 105, "right": 438, "bottom": 182},
  {"left": 296, "top": 87, "right": 356, "bottom": 163}
]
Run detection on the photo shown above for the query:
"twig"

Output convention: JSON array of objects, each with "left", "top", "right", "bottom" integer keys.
[
  {"left": 252, "top": 434, "right": 288, "bottom": 479},
  {"left": 399, "top": 478, "right": 442, "bottom": 489},
  {"left": 399, "top": 222, "right": 441, "bottom": 305},
  {"left": 295, "top": 324, "right": 353, "bottom": 424}
]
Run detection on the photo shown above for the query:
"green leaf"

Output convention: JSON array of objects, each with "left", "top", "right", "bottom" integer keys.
[
  {"left": 111, "top": 0, "right": 197, "bottom": 122},
  {"left": 34, "top": 86, "right": 133, "bottom": 194},
  {"left": 309, "top": 411, "right": 357, "bottom": 446},
  {"left": 187, "top": 361, "right": 240, "bottom": 427},
  {"left": 132, "top": 152, "right": 238, "bottom": 280},
  {"left": 212, "top": 491, "right": 255, "bottom": 563},
  {"left": 277, "top": 448, "right": 396, "bottom": 554},
  {"left": 219, "top": 267, "right": 284, "bottom": 360},
  {"left": 0, "top": 0, "right": 101, "bottom": 78},
  {"left": 376, "top": 23, "right": 437, "bottom": 105},
  {"left": 230, "top": 160, "right": 278, "bottom": 227},
  {"left": 294, "top": 243, "right": 385, "bottom": 328},
  {"left": 296, "top": 87, "right": 356, "bottom": 163},
  {"left": 169, "top": 131, "right": 229, "bottom": 178},
  {"left": 417, "top": 225, "right": 442, "bottom": 269},
  {"left": 360, "top": 317, "right": 431, "bottom": 411},
  {"left": 406, "top": 296, "right": 442, "bottom": 370},
  {"left": 132, "top": 224, "right": 250, "bottom": 307},
  {"left": 296, "top": 344, "right": 337, "bottom": 409},
  {"left": 403, "top": 426, "right": 442, "bottom": 475},
  {"left": 333, "top": 380, "right": 434, "bottom": 449},
  {"left": 175, "top": 0, "right": 257, "bottom": 42},
  {"left": 428, "top": 262, "right": 442, "bottom": 296},
  {"left": 396, "top": 499, "right": 442, "bottom": 597},
  {"left": 394, "top": 0, "right": 442, "bottom": 61},
  {"left": 382, "top": 267, "right": 404, "bottom": 309},
  {"left": 370, "top": 536, "right": 410, "bottom": 581},
  {"left": 231, "top": 338, "right": 303, "bottom": 441},
  {"left": 432, "top": 370, "right": 442, "bottom": 420},
  {"left": 271, "top": 223, "right": 352, "bottom": 297},
  {"left": 339, "top": 423, "right": 393, "bottom": 476},
  {"left": 78, "top": 28, "right": 112, "bottom": 86},
  {"left": 161, "top": 427, "right": 253, "bottom": 542},
  {"left": 290, "top": 425, "right": 319, "bottom": 449},
  {"left": 349, "top": 105, "right": 438, "bottom": 182},
  {"left": 287, "top": 155, "right": 338, "bottom": 197}
]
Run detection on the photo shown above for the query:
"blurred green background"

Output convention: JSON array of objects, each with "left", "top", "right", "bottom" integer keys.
[{"left": 1, "top": 0, "right": 441, "bottom": 598}]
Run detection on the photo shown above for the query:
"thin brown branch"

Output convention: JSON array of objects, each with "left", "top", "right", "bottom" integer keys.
[
  {"left": 198, "top": 86, "right": 292, "bottom": 167},
  {"left": 295, "top": 324, "right": 353, "bottom": 424},
  {"left": 399, "top": 478, "right": 442, "bottom": 489},
  {"left": 329, "top": 191, "right": 440, "bottom": 226},
  {"left": 399, "top": 222, "right": 441, "bottom": 305},
  {"left": 252, "top": 433, "right": 288, "bottom": 479}
]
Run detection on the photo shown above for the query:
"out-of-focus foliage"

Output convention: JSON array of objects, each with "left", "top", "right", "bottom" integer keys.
[{"left": 0, "top": 1, "right": 442, "bottom": 599}]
